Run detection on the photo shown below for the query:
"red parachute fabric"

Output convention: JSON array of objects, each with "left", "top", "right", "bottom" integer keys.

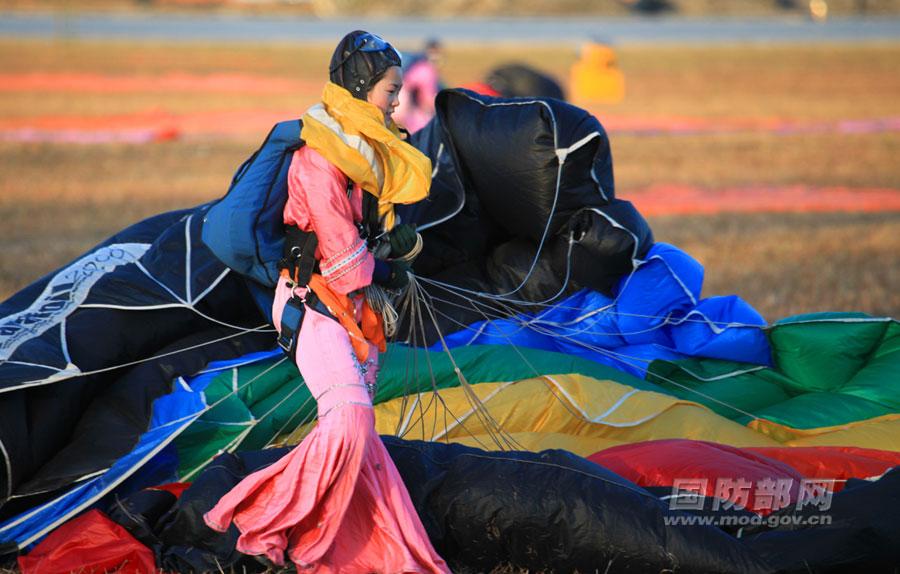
[
  {"left": 745, "top": 446, "right": 900, "bottom": 492},
  {"left": 459, "top": 81, "right": 502, "bottom": 97},
  {"left": 18, "top": 509, "right": 157, "bottom": 574},
  {"left": 151, "top": 481, "right": 191, "bottom": 498},
  {"left": 589, "top": 439, "right": 803, "bottom": 514}
]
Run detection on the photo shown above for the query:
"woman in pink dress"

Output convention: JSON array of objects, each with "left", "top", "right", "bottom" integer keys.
[{"left": 204, "top": 31, "right": 450, "bottom": 574}]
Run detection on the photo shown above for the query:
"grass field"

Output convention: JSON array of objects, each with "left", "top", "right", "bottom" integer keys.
[{"left": 0, "top": 39, "right": 898, "bottom": 321}]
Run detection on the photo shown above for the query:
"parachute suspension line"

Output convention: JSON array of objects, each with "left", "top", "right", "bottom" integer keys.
[
  {"left": 518, "top": 321, "right": 763, "bottom": 422},
  {"left": 409, "top": 277, "right": 527, "bottom": 452},
  {"left": 416, "top": 290, "right": 763, "bottom": 424},
  {"left": 414, "top": 241, "right": 765, "bottom": 332},
  {"left": 397, "top": 232, "right": 425, "bottom": 263},
  {"left": 262, "top": 388, "right": 315, "bottom": 450},
  {"left": 394, "top": 278, "right": 507, "bottom": 450},
  {"left": 446, "top": 290, "right": 597, "bottom": 426},
  {"left": 3, "top": 324, "right": 275, "bottom": 391},
  {"left": 184, "top": 304, "right": 278, "bottom": 334},
  {"left": 417, "top": 273, "right": 765, "bottom": 332},
  {"left": 181, "top": 354, "right": 289, "bottom": 425},
  {"left": 390, "top": 283, "right": 422, "bottom": 438},
  {"left": 401, "top": 278, "right": 496, "bottom": 451},
  {"left": 425, "top": 290, "right": 690, "bottom": 342},
  {"left": 395, "top": 280, "right": 434, "bottom": 443},
  {"left": 201, "top": 374, "right": 317, "bottom": 464},
  {"left": 408, "top": 281, "right": 451, "bottom": 445},
  {"left": 364, "top": 284, "right": 400, "bottom": 338},
  {"left": 176, "top": 354, "right": 295, "bottom": 480}
]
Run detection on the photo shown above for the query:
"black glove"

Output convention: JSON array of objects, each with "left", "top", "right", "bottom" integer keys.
[
  {"left": 389, "top": 224, "right": 418, "bottom": 259},
  {"left": 373, "top": 259, "right": 411, "bottom": 290}
]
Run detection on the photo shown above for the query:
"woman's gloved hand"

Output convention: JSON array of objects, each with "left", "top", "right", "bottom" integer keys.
[
  {"left": 373, "top": 259, "right": 411, "bottom": 290},
  {"left": 388, "top": 223, "right": 418, "bottom": 259}
]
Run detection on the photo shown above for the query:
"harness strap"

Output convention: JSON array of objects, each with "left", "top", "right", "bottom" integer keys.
[
  {"left": 278, "top": 225, "right": 319, "bottom": 285},
  {"left": 276, "top": 287, "right": 337, "bottom": 356}
]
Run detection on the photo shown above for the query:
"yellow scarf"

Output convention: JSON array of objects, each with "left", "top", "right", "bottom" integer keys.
[{"left": 301, "top": 82, "right": 432, "bottom": 230}]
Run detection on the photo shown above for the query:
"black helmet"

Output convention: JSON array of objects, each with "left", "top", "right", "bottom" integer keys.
[{"left": 329, "top": 31, "right": 402, "bottom": 100}]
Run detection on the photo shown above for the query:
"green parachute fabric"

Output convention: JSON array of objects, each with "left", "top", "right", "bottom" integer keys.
[
  {"left": 646, "top": 313, "right": 900, "bottom": 449},
  {"left": 171, "top": 343, "right": 654, "bottom": 479}
]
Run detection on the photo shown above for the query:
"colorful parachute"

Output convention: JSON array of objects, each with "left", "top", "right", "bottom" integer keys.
[{"left": 1, "top": 90, "right": 898, "bottom": 572}]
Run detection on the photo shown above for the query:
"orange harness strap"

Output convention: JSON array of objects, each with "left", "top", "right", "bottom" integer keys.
[{"left": 307, "top": 273, "right": 386, "bottom": 364}]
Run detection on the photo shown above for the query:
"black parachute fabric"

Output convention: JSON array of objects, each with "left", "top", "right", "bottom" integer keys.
[
  {"left": 485, "top": 63, "right": 566, "bottom": 101},
  {"left": 741, "top": 468, "right": 900, "bottom": 573},
  {"left": 116, "top": 438, "right": 773, "bottom": 574},
  {"left": 0, "top": 206, "right": 273, "bottom": 517},
  {"left": 398, "top": 89, "right": 653, "bottom": 343},
  {"left": 109, "top": 448, "right": 291, "bottom": 573}
]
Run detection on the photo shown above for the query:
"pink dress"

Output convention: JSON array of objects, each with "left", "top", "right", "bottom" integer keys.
[{"left": 204, "top": 147, "right": 450, "bottom": 573}]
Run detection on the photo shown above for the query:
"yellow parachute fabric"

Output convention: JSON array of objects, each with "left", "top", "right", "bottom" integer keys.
[
  {"left": 371, "top": 374, "right": 779, "bottom": 455},
  {"left": 750, "top": 414, "right": 900, "bottom": 450},
  {"left": 283, "top": 373, "right": 900, "bottom": 453}
]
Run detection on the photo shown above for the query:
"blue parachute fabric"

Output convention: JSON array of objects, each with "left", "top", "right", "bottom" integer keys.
[
  {"left": 433, "top": 242, "right": 771, "bottom": 377},
  {"left": 177, "top": 348, "right": 283, "bottom": 397},
  {"left": 0, "top": 349, "right": 284, "bottom": 550},
  {"left": 0, "top": 383, "right": 204, "bottom": 550},
  {"left": 200, "top": 119, "right": 303, "bottom": 288}
]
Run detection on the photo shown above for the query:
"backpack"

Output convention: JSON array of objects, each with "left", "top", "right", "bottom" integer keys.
[{"left": 201, "top": 119, "right": 304, "bottom": 287}]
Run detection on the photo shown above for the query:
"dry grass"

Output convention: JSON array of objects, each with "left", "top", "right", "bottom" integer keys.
[
  {"left": 651, "top": 212, "right": 900, "bottom": 320},
  {"left": 0, "top": 39, "right": 898, "bottom": 320}
]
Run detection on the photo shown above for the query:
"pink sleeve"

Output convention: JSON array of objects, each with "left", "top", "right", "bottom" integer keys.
[{"left": 285, "top": 147, "right": 374, "bottom": 294}]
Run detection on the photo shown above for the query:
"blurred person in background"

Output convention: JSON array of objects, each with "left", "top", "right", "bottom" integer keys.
[{"left": 395, "top": 38, "right": 444, "bottom": 134}]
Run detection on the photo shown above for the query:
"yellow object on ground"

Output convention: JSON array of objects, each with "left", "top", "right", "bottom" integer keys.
[{"left": 570, "top": 43, "right": 625, "bottom": 104}]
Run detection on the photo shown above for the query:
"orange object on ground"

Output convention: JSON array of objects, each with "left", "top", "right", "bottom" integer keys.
[
  {"left": 570, "top": 42, "right": 625, "bottom": 104},
  {"left": 627, "top": 184, "right": 900, "bottom": 216},
  {"left": 18, "top": 509, "right": 157, "bottom": 574},
  {"left": 0, "top": 72, "right": 318, "bottom": 95}
]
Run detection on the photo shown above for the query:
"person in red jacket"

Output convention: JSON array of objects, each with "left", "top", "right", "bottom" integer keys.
[{"left": 205, "top": 31, "right": 450, "bottom": 573}]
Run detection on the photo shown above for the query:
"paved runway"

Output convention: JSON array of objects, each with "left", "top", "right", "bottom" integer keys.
[{"left": 2, "top": 12, "right": 900, "bottom": 44}]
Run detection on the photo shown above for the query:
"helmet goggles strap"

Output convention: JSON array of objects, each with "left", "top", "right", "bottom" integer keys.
[{"left": 329, "top": 33, "right": 400, "bottom": 74}]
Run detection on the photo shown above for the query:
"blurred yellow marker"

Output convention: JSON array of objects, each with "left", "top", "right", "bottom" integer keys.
[{"left": 570, "top": 42, "right": 625, "bottom": 104}]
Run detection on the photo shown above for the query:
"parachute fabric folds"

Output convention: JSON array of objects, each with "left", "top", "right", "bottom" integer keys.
[
  {"left": 0, "top": 209, "right": 272, "bottom": 552},
  {"left": 435, "top": 88, "right": 613, "bottom": 240},
  {"left": 397, "top": 89, "right": 655, "bottom": 344},
  {"left": 647, "top": 313, "right": 900, "bottom": 448},
  {"left": 17, "top": 509, "right": 156, "bottom": 574},
  {"left": 0, "top": 206, "right": 276, "bottom": 546},
  {"left": 433, "top": 243, "right": 770, "bottom": 378},
  {"left": 112, "top": 440, "right": 773, "bottom": 574},
  {"left": 367, "top": 374, "right": 780, "bottom": 454},
  {"left": 588, "top": 440, "right": 900, "bottom": 497},
  {"left": 741, "top": 468, "right": 900, "bottom": 573}
]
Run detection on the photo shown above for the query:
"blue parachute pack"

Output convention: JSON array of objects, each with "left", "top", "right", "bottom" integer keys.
[{"left": 201, "top": 118, "right": 303, "bottom": 289}]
